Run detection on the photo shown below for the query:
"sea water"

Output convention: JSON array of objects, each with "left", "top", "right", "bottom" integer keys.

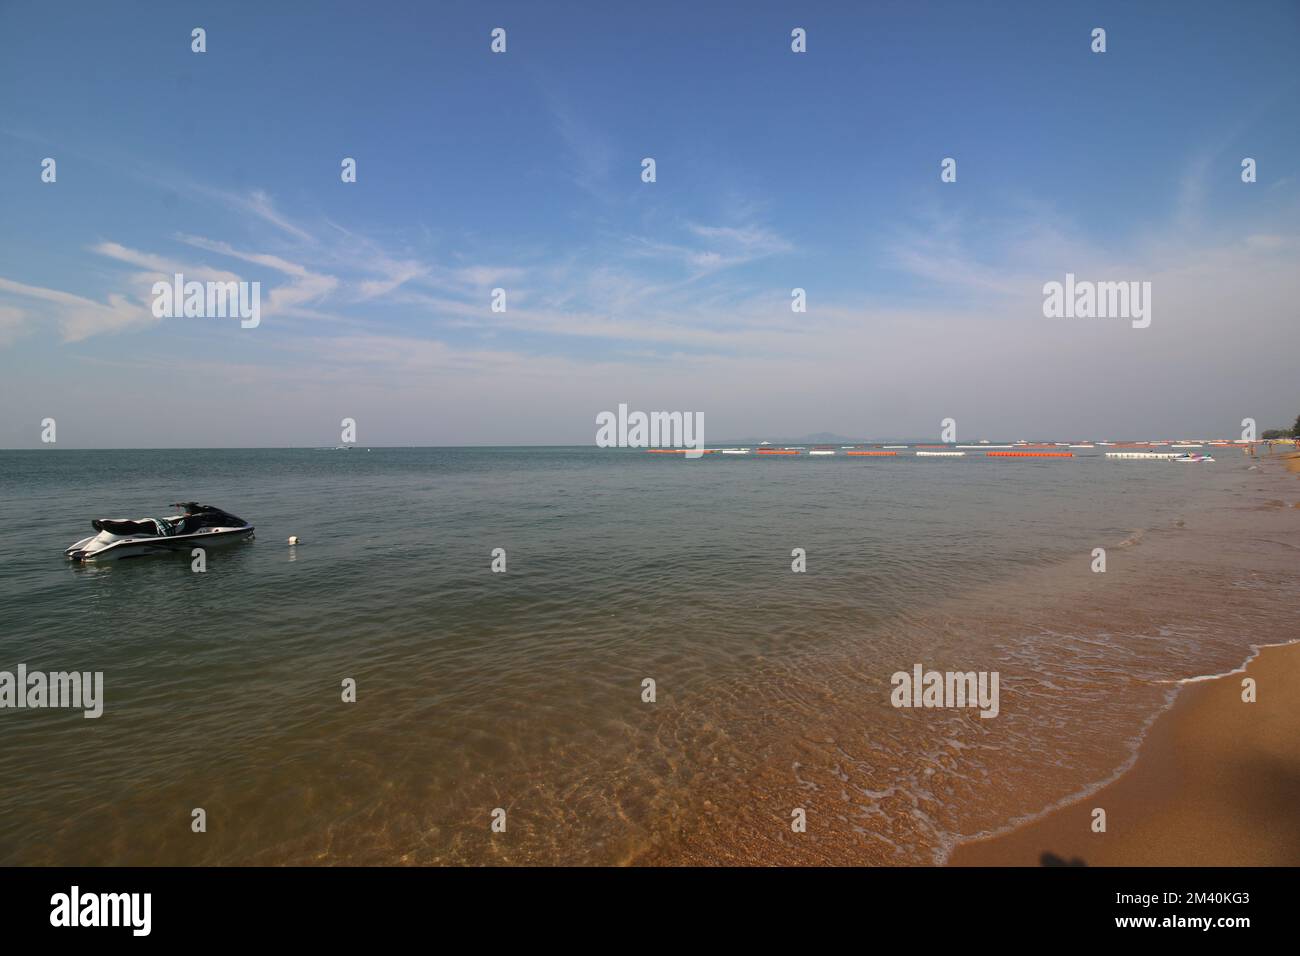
[{"left": 0, "top": 446, "right": 1293, "bottom": 864}]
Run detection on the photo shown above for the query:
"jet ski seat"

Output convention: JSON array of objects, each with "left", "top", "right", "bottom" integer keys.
[{"left": 92, "top": 518, "right": 174, "bottom": 536}]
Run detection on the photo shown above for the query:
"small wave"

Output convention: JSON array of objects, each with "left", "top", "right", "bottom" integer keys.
[
  {"left": 939, "top": 684, "right": 1178, "bottom": 864},
  {"left": 1149, "top": 638, "right": 1300, "bottom": 685}
]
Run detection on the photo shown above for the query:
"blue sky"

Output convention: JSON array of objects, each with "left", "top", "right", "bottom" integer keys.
[{"left": 1, "top": 0, "right": 1298, "bottom": 446}]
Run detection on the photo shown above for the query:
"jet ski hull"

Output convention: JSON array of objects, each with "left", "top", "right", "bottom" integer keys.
[{"left": 66, "top": 525, "right": 255, "bottom": 562}]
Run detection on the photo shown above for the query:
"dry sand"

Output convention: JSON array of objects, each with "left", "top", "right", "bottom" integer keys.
[{"left": 950, "top": 640, "right": 1300, "bottom": 866}]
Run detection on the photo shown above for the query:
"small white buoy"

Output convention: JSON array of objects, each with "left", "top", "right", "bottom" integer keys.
[{"left": 288, "top": 536, "right": 300, "bottom": 546}]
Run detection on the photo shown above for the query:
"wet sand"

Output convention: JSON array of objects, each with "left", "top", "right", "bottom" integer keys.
[{"left": 950, "top": 640, "right": 1300, "bottom": 866}]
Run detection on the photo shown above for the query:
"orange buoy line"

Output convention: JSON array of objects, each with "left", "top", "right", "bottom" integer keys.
[
  {"left": 988, "top": 451, "right": 1073, "bottom": 458},
  {"left": 846, "top": 450, "right": 898, "bottom": 456},
  {"left": 756, "top": 448, "right": 800, "bottom": 455}
]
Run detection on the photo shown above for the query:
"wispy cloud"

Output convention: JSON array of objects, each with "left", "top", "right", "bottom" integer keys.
[
  {"left": 356, "top": 261, "right": 429, "bottom": 301},
  {"left": 622, "top": 218, "right": 794, "bottom": 280},
  {"left": 195, "top": 187, "right": 318, "bottom": 244},
  {"left": 5, "top": 138, "right": 1297, "bottom": 446},
  {"left": 91, "top": 241, "right": 244, "bottom": 285},
  {"left": 175, "top": 236, "right": 339, "bottom": 316},
  {"left": 0, "top": 276, "right": 151, "bottom": 342},
  {"left": 547, "top": 95, "right": 617, "bottom": 199}
]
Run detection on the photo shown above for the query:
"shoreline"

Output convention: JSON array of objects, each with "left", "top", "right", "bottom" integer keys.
[{"left": 949, "top": 640, "right": 1300, "bottom": 866}]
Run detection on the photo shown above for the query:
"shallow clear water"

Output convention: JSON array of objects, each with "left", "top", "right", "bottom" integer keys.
[{"left": 0, "top": 446, "right": 1294, "bottom": 864}]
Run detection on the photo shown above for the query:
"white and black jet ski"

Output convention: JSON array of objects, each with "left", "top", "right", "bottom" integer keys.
[{"left": 64, "top": 502, "right": 254, "bottom": 562}]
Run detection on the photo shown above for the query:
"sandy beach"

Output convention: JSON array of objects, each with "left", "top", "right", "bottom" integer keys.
[{"left": 950, "top": 639, "right": 1300, "bottom": 866}]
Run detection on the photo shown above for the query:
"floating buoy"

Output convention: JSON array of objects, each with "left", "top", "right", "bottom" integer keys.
[{"left": 987, "top": 451, "right": 1073, "bottom": 457}]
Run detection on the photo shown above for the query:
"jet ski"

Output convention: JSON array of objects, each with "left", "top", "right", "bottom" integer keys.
[{"left": 65, "top": 502, "right": 255, "bottom": 562}]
